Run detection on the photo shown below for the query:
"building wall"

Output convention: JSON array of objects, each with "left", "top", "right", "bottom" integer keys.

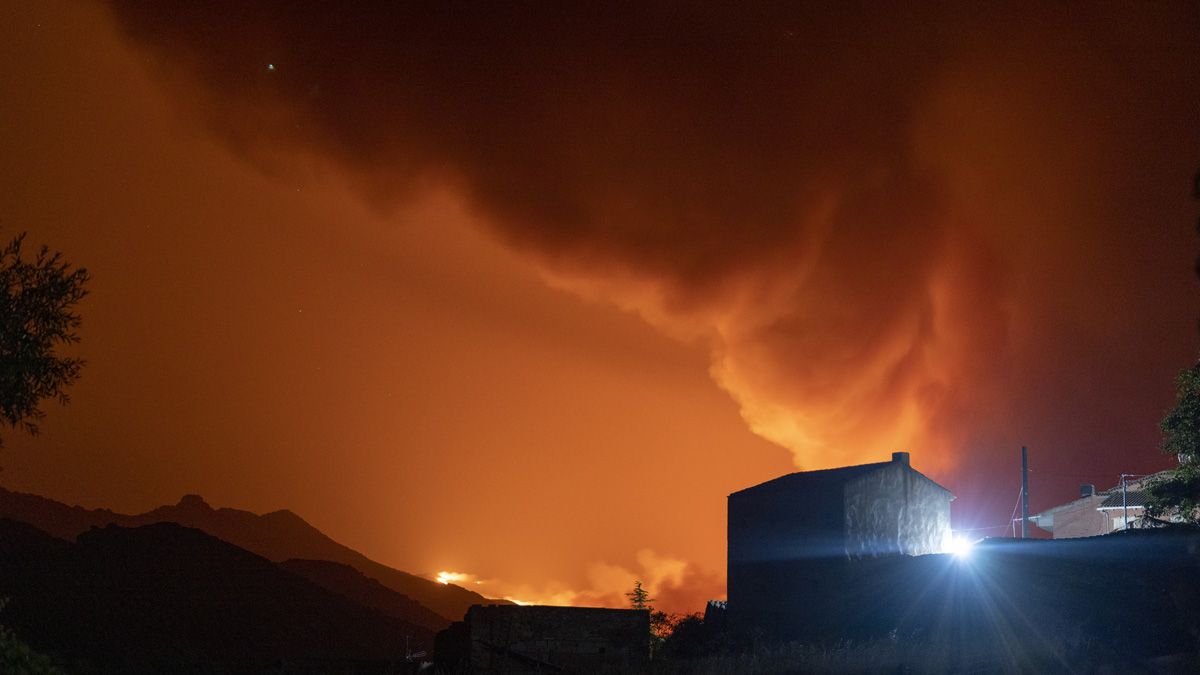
[
  {"left": 1103, "top": 506, "right": 1151, "bottom": 533},
  {"left": 728, "top": 483, "right": 849, "bottom": 564},
  {"left": 1045, "top": 495, "right": 1109, "bottom": 538},
  {"left": 843, "top": 463, "right": 951, "bottom": 557},
  {"left": 463, "top": 605, "right": 648, "bottom": 673},
  {"left": 727, "top": 479, "right": 848, "bottom": 622}
]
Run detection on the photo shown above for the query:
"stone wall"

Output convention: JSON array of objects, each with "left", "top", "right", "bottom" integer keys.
[
  {"left": 843, "top": 462, "right": 951, "bottom": 557},
  {"left": 449, "top": 604, "right": 649, "bottom": 673}
]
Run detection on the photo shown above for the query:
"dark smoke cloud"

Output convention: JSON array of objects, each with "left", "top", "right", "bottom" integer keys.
[{"left": 105, "top": 1, "right": 1200, "bottom": 505}]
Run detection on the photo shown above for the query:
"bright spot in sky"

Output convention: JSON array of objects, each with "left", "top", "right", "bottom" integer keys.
[
  {"left": 946, "top": 536, "right": 975, "bottom": 558},
  {"left": 266, "top": 63, "right": 275, "bottom": 71},
  {"left": 435, "top": 571, "right": 471, "bottom": 585}
]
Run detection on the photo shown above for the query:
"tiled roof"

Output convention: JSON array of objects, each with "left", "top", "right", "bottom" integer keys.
[
  {"left": 1035, "top": 470, "right": 1176, "bottom": 516},
  {"left": 1099, "top": 490, "right": 1148, "bottom": 509}
]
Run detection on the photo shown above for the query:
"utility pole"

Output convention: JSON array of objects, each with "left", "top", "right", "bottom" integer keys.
[
  {"left": 1121, "top": 474, "right": 1129, "bottom": 531},
  {"left": 1021, "top": 446, "right": 1030, "bottom": 538}
]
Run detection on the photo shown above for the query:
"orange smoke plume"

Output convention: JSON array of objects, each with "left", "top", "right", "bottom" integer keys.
[{"left": 105, "top": 1, "right": 1200, "bottom": 487}]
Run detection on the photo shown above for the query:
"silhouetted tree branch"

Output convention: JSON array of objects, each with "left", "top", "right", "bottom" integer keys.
[
  {"left": 0, "top": 232, "right": 89, "bottom": 449},
  {"left": 1146, "top": 169, "right": 1200, "bottom": 521}
]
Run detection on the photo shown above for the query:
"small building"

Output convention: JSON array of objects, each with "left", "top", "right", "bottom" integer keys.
[
  {"left": 727, "top": 452, "right": 953, "bottom": 633},
  {"left": 1031, "top": 471, "right": 1177, "bottom": 538},
  {"left": 1026, "top": 484, "right": 1110, "bottom": 538},
  {"left": 434, "top": 604, "right": 649, "bottom": 673}
]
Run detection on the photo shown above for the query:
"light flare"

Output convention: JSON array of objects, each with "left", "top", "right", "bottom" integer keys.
[{"left": 945, "top": 536, "right": 976, "bottom": 559}]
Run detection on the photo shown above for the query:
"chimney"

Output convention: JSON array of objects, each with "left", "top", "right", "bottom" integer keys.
[
  {"left": 892, "top": 451, "right": 910, "bottom": 466},
  {"left": 1080, "top": 484, "right": 1095, "bottom": 498}
]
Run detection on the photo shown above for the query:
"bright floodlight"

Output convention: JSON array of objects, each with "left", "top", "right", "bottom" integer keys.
[{"left": 947, "top": 536, "right": 974, "bottom": 558}]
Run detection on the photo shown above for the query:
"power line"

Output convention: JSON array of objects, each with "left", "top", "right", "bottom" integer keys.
[
  {"left": 952, "top": 523, "right": 1011, "bottom": 533},
  {"left": 1008, "top": 484, "right": 1024, "bottom": 538}
]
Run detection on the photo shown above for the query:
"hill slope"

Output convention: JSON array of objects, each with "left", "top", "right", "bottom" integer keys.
[
  {"left": 0, "top": 487, "right": 499, "bottom": 621},
  {"left": 0, "top": 518, "right": 434, "bottom": 674},
  {"left": 281, "top": 558, "right": 450, "bottom": 630}
]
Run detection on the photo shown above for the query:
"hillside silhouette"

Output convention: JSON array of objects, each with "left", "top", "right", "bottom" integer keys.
[
  {"left": 0, "top": 487, "right": 498, "bottom": 621},
  {"left": 0, "top": 518, "right": 434, "bottom": 674},
  {"left": 281, "top": 558, "right": 450, "bottom": 630}
]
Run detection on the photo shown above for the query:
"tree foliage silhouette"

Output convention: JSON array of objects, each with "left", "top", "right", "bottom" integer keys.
[
  {"left": 1145, "top": 363, "right": 1200, "bottom": 522},
  {"left": 0, "top": 233, "right": 89, "bottom": 449},
  {"left": 625, "top": 581, "right": 675, "bottom": 656},
  {"left": 625, "top": 580, "right": 653, "bottom": 611},
  {"left": 1145, "top": 169, "right": 1200, "bottom": 522}
]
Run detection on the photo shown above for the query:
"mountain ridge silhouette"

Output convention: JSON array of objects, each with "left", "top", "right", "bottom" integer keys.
[{"left": 0, "top": 486, "right": 504, "bottom": 622}]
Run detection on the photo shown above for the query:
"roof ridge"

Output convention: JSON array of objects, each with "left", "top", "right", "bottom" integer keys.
[{"left": 728, "top": 460, "right": 895, "bottom": 497}]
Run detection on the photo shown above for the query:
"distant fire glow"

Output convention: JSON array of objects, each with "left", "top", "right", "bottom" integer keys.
[{"left": 436, "top": 571, "right": 470, "bottom": 585}]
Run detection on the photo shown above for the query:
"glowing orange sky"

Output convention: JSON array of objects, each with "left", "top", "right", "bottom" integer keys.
[{"left": 1, "top": 1, "right": 1198, "bottom": 611}]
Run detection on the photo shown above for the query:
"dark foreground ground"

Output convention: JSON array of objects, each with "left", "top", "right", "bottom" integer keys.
[
  {"left": 704, "top": 528, "right": 1200, "bottom": 673},
  {"left": 4, "top": 519, "right": 1200, "bottom": 673}
]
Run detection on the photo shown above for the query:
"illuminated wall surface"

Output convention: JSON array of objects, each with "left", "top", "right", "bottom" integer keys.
[{"left": 843, "top": 460, "right": 953, "bottom": 558}]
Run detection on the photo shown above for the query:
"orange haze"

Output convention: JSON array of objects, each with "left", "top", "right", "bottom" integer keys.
[{"left": 1, "top": 1, "right": 1198, "bottom": 611}]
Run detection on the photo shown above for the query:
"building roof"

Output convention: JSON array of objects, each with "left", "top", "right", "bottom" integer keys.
[
  {"left": 1099, "top": 490, "right": 1148, "bottom": 510},
  {"left": 728, "top": 456, "right": 953, "bottom": 500},
  {"left": 1032, "top": 469, "right": 1174, "bottom": 520},
  {"left": 1032, "top": 493, "right": 1108, "bottom": 520}
]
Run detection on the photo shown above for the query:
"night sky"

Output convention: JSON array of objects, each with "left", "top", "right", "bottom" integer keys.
[{"left": 1, "top": 1, "right": 1198, "bottom": 610}]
